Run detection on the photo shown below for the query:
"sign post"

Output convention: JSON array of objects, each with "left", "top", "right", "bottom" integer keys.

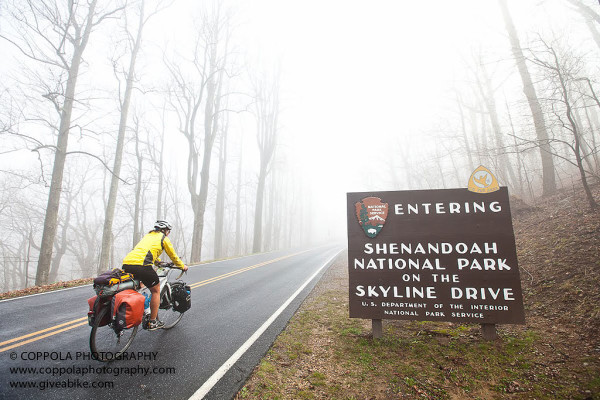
[
  {"left": 347, "top": 187, "right": 525, "bottom": 339},
  {"left": 481, "top": 323, "right": 498, "bottom": 340},
  {"left": 372, "top": 319, "right": 383, "bottom": 339}
]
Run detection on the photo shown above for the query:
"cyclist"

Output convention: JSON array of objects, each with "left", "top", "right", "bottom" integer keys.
[{"left": 121, "top": 220, "right": 188, "bottom": 330}]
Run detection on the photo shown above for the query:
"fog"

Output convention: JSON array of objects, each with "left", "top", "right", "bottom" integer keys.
[{"left": 1, "top": 0, "right": 598, "bottom": 290}]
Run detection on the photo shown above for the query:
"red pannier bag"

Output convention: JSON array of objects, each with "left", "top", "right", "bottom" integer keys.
[
  {"left": 87, "top": 295, "right": 111, "bottom": 327},
  {"left": 111, "top": 289, "right": 144, "bottom": 331}
]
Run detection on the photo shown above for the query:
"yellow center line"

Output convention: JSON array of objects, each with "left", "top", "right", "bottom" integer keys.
[
  {"left": 0, "top": 250, "right": 310, "bottom": 353},
  {"left": 189, "top": 251, "right": 305, "bottom": 289},
  {"left": 0, "top": 317, "right": 87, "bottom": 348},
  {"left": 0, "top": 322, "right": 88, "bottom": 353}
]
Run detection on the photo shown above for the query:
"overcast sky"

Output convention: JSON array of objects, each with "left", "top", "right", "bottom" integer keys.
[{"left": 232, "top": 0, "right": 578, "bottom": 235}]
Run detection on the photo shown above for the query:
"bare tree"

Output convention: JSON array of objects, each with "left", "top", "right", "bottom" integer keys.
[
  {"left": 67, "top": 186, "right": 104, "bottom": 279},
  {"left": 565, "top": 0, "right": 600, "bottom": 49},
  {"left": 234, "top": 137, "right": 244, "bottom": 256},
  {"left": 498, "top": 0, "right": 557, "bottom": 196},
  {"left": 0, "top": 175, "right": 43, "bottom": 290},
  {"left": 48, "top": 179, "right": 82, "bottom": 282},
  {"left": 473, "top": 58, "right": 518, "bottom": 188},
  {"left": 155, "top": 104, "right": 168, "bottom": 220},
  {"left": 455, "top": 93, "right": 476, "bottom": 172},
  {"left": 0, "top": 0, "right": 127, "bottom": 285},
  {"left": 214, "top": 113, "right": 229, "bottom": 259},
  {"left": 505, "top": 100, "right": 529, "bottom": 198},
  {"left": 166, "top": 2, "right": 232, "bottom": 262},
  {"left": 131, "top": 116, "right": 145, "bottom": 247},
  {"left": 252, "top": 65, "right": 280, "bottom": 253},
  {"left": 528, "top": 37, "right": 597, "bottom": 209},
  {"left": 99, "top": 0, "right": 163, "bottom": 273}
]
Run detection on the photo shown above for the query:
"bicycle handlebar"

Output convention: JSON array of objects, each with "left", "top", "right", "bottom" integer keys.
[
  {"left": 156, "top": 261, "right": 174, "bottom": 268},
  {"left": 174, "top": 269, "right": 185, "bottom": 280},
  {"left": 155, "top": 262, "right": 186, "bottom": 280}
]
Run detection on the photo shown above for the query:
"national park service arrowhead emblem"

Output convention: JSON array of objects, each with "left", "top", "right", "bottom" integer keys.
[
  {"left": 468, "top": 165, "right": 500, "bottom": 193},
  {"left": 355, "top": 197, "right": 388, "bottom": 238}
]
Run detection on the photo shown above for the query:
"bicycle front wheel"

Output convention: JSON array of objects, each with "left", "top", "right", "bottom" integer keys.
[
  {"left": 89, "top": 306, "right": 138, "bottom": 362},
  {"left": 157, "top": 284, "right": 184, "bottom": 329}
]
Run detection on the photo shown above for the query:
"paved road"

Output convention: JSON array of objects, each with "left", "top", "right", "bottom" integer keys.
[{"left": 0, "top": 245, "right": 343, "bottom": 400}]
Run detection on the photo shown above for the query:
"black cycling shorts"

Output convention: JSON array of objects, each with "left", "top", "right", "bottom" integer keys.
[{"left": 122, "top": 264, "right": 159, "bottom": 288}]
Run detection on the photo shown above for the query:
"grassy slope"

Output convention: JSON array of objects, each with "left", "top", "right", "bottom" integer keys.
[{"left": 237, "top": 187, "right": 600, "bottom": 400}]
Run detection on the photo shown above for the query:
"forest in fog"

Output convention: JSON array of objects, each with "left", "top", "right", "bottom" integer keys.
[{"left": 1, "top": 0, "right": 599, "bottom": 291}]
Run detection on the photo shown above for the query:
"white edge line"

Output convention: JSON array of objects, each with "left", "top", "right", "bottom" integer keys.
[
  {"left": 0, "top": 283, "right": 94, "bottom": 303},
  {"left": 0, "top": 249, "right": 315, "bottom": 304},
  {"left": 188, "top": 248, "right": 343, "bottom": 400}
]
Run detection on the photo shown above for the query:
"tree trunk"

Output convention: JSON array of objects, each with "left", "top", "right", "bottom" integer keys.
[
  {"left": 573, "top": 107, "right": 596, "bottom": 176},
  {"left": 25, "top": 231, "right": 33, "bottom": 287},
  {"left": 214, "top": 122, "right": 228, "bottom": 259},
  {"left": 477, "top": 65, "right": 518, "bottom": 188},
  {"left": 190, "top": 67, "right": 218, "bottom": 263},
  {"left": 469, "top": 105, "right": 483, "bottom": 165},
  {"left": 234, "top": 138, "right": 243, "bottom": 256},
  {"left": 252, "top": 68, "right": 280, "bottom": 253},
  {"left": 506, "top": 101, "right": 526, "bottom": 197},
  {"left": 544, "top": 44, "right": 597, "bottom": 209},
  {"left": 188, "top": 11, "right": 228, "bottom": 262},
  {"left": 253, "top": 166, "right": 267, "bottom": 253},
  {"left": 498, "top": 0, "right": 556, "bottom": 195},
  {"left": 456, "top": 95, "right": 475, "bottom": 172},
  {"left": 48, "top": 190, "right": 74, "bottom": 282},
  {"left": 568, "top": 0, "right": 600, "bottom": 49},
  {"left": 265, "top": 169, "right": 276, "bottom": 251},
  {"left": 36, "top": 1, "right": 99, "bottom": 285},
  {"left": 585, "top": 18, "right": 600, "bottom": 49},
  {"left": 583, "top": 105, "right": 600, "bottom": 172},
  {"left": 133, "top": 121, "right": 144, "bottom": 247},
  {"left": 36, "top": 87, "right": 76, "bottom": 283},
  {"left": 157, "top": 105, "right": 166, "bottom": 220},
  {"left": 99, "top": 1, "right": 146, "bottom": 273}
]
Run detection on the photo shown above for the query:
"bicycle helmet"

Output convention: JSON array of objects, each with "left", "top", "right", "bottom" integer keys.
[{"left": 154, "top": 220, "right": 173, "bottom": 231}]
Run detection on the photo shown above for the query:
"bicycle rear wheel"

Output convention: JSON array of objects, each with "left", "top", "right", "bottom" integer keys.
[
  {"left": 157, "top": 284, "right": 183, "bottom": 329},
  {"left": 89, "top": 305, "right": 138, "bottom": 361}
]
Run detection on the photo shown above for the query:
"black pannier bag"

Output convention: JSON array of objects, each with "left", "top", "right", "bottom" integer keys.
[{"left": 170, "top": 282, "right": 191, "bottom": 313}]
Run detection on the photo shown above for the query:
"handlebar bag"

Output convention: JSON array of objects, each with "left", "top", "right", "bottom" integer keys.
[
  {"left": 171, "top": 282, "right": 191, "bottom": 313},
  {"left": 87, "top": 295, "right": 110, "bottom": 327},
  {"left": 111, "top": 289, "right": 144, "bottom": 331}
]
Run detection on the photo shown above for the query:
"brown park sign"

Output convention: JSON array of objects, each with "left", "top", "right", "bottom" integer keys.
[{"left": 347, "top": 187, "right": 525, "bottom": 324}]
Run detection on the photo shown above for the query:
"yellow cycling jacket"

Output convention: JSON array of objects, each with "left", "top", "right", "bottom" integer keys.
[{"left": 122, "top": 231, "right": 185, "bottom": 269}]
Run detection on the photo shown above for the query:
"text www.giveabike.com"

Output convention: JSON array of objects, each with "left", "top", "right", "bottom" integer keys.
[{"left": 10, "top": 378, "right": 114, "bottom": 391}]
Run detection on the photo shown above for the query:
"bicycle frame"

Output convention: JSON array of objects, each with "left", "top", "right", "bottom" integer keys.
[{"left": 138, "top": 264, "right": 185, "bottom": 329}]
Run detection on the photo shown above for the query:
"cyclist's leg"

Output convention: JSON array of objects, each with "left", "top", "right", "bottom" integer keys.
[{"left": 149, "top": 283, "right": 161, "bottom": 320}]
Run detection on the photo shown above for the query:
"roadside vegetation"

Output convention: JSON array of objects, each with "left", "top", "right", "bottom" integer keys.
[
  {"left": 0, "top": 278, "right": 93, "bottom": 300},
  {"left": 236, "top": 186, "right": 600, "bottom": 400}
]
